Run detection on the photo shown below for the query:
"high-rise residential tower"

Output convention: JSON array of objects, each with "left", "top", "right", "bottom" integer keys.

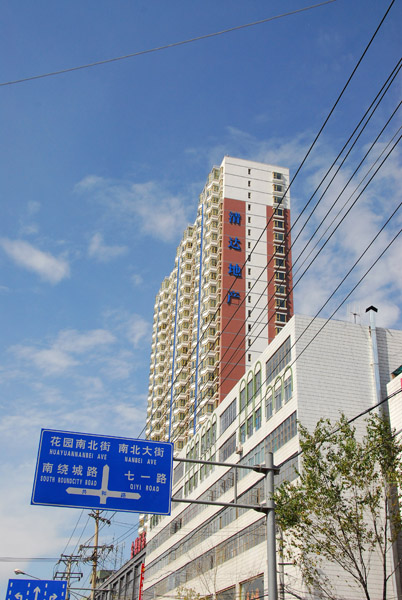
[{"left": 145, "top": 156, "right": 293, "bottom": 450}]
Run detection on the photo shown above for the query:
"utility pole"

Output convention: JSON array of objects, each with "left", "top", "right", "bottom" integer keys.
[
  {"left": 54, "top": 554, "right": 83, "bottom": 600},
  {"left": 79, "top": 511, "right": 113, "bottom": 600},
  {"left": 92, "top": 510, "right": 100, "bottom": 600}
]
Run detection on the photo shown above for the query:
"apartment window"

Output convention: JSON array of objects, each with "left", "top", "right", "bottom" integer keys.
[
  {"left": 248, "top": 268, "right": 251, "bottom": 275},
  {"left": 255, "top": 369, "right": 261, "bottom": 396},
  {"left": 220, "top": 433, "right": 236, "bottom": 462},
  {"left": 275, "top": 271, "right": 286, "bottom": 281},
  {"left": 275, "top": 285, "right": 286, "bottom": 294},
  {"left": 274, "top": 385, "right": 282, "bottom": 411},
  {"left": 276, "top": 313, "right": 287, "bottom": 323},
  {"left": 248, "top": 192, "right": 251, "bottom": 199},
  {"left": 248, "top": 168, "right": 251, "bottom": 175},
  {"left": 248, "top": 204, "right": 251, "bottom": 210},
  {"left": 266, "top": 336, "right": 291, "bottom": 385},
  {"left": 275, "top": 258, "right": 285, "bottom": 267},
  {"left": 273, "top": 196, "right": 282, "bottom": 204},
  {"left": 248, "top": 216, "right": 251, "bottom": 223},
  {"left": 240, "top": 387, "right": 246, "bottom": 412},
  {"left": 248, "top": 181, "right": 251, "bottom": 187},
  {"left": 284, "top": 373, "right": 292, "bottom": 403},
  {"left": 255, "top": 407, "right": 262, "bottom": 430},
  {"left": 273, "top": 172, "right": 282, "bottom": 180},
  {"left": 248, "top": 310, "right": 252, "bottom": 317},
  {"left": 220, "top": 398, "right": 237, "bottom": 433},
  {"left": 276, "top": 208, "right": 284, "bottom": 216},
  {"left": 265, "top": 390, "right": 273, "bottom": 420},
  {"left": 276, "top": 298, "right": 287, "bottom": 309},
  {"left": 240, "top": 423, "right": 246, "bottom": 444},
  {"left": 248, "top": 324, "right": 252, "bottom": 332},
  {"left": 274, "top": 184, "right": 283, "bottom": 192},
  {"left": 274, "top": 245, "right": 284, "bottom": 255},
  {"left": 266, "top": 411, "right": 297, "bottom": 453},
  {"left": 248, "top": 229, "right": 251, "bottom": 236},
  {"left": 274, "top": 220, "right": 284, "bottom": 229},
  {"left": 247, "top": 378, "right": 253, "bottom": 404},
  {"left": 247, "top": 415, "right": 253, "bottom": 438},
  {"left": 274, "top": 232, "right": 284, "bottom": 242},
  {"left": 248, "top": 353, "right": 252, "bottom": 362},
  {"left": 248, "top": 242, "right": 251, "bottom": 249},
  {"left": 248, "top": 282, "right": 251, "bottom": 289}
]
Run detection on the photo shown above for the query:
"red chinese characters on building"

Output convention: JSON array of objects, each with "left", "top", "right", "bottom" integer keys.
[{"left": 131, "top": 531, "right": 146, "bottom": 558}]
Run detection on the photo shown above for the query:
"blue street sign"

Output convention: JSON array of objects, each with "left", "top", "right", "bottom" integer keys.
[
  {"left": 6, "top": 580, "right": 67, "bottom": 600},
  {"left": 31, "top": 429, "right": 173, "bottom": 515}
]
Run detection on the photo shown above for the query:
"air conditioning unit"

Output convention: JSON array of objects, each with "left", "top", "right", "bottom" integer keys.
[{"left": 235, "top": 444, "right": 243, "bottom": 455}]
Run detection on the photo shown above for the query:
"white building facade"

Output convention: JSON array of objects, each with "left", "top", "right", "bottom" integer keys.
[{"left": 142, "top": 314, "right": 402, "bottom": 600}]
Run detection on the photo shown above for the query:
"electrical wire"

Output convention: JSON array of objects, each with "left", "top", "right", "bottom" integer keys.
[
  {"left": 169, "top": 123, "right": 401, "bottom": 447},
  {"left": 141, "top": 7, "right": 399, "bottom": 443},
  {"left": 0, "top": 2, "right": 337, "bottom": 88},
  {"left": 57, "top": 0, "right": 398, "bottom": 573}
]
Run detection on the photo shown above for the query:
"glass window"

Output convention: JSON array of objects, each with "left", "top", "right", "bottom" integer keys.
[
  {"left": 247, "top": 416, "right": 253, "bottom": 438},
  {"left": 239, "top": 386, "right": 246, "bottom": 412},
  {"left": 284, "top": 374, "right": 292, "bottom": 403},
  {"left": 265, "top": 336, "right": 291, "bottom": 385},
  {"left": 255, "top": 407, "right": 261, "bottom": 430},
  {"left": 220, "top": 398, "right": 237, "bottom": 433},
  {"left": 255, "top": 369, "right": 261, "bottom": 397},
  {"left": 240, "top": 423, "right": 246, "bottom": 444},
  {"left": 247, "top": 378, "right": 253, "bottom": 405},
  {"left": 265, "top": 390, "right": 273, "bottom": 420},
  {"left": 220, "top": 433, "right": 236, "bottom": 462},
  {"left": 275, "top": 385, "right": 282, "bottom": 411}
]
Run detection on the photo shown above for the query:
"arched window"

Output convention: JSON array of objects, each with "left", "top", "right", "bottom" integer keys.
[{"left": 284, "top": 368, "right": 293, "bottom": 403}]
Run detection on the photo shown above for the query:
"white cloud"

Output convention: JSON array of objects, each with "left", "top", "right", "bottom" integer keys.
[
  {"left": 11, "top": 328, "right": 116, "bottom": 376},
  {"left": 0, "top": 238, "right": 70, "bottom": 284},
  {"left": 12, "top": 345, "right": 78, "bottom": 375},
  {"left": 131, "top": 273, "right": 144, "bottom": 286},
  {"left": 75, "top": 176, "right": 192, "bottom": 243},
  {"left": 125, "top": 314, "right": 151, "bottom": 348},
  {"left": 56, "top": 328, "right": 116, "bottom": 353},
  {"left": 88, "top": 232, "right": 128, "bottom": 262}
]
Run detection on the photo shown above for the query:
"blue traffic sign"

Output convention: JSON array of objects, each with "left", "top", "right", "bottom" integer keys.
[
  {"left": 6, "top": 580, "right": 67, "bottom": 600},
  {"left": 31, "top": 429, "right": 173, "bottom": 514}
]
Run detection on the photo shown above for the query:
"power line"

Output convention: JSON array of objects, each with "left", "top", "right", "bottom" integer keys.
[
  {"left": 142, "top": 1, "right": 397, "bottom": 444},
  {"left": 169, "top": 122, "right": 401, "bottom": 447},
  {"left": 0, "top": 1, "right": 337, "bottom": 88}
]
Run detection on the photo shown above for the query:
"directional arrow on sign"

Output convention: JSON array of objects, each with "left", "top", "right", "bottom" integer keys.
[
  {"left": 15, "top": 594, "right": 23, "bottom": 600},
  {"left": 66, "top": 465, "right": 141, "bottom": 505},
  {"left": 49, "top": 594, "right": 58, "bottom": 600},
  {"left": 33, "top": 587, "right": 41, "bottom": 600}
]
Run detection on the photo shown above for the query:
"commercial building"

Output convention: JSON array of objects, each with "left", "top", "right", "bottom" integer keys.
[
  {"left": 145, "top": 157, "right": 293, "bottom": 451},
  {"left": 142, "top": 313, "right": 402, "bottom": 600}
]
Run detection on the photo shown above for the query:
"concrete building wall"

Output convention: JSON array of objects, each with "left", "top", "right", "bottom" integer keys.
[{"left": 143, "top": 315, "right": 402, "bottom": 600}]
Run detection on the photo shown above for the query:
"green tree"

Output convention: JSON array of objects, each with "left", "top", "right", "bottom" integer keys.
[
  {"left": 176, "top": 585, "right": 202, "bottom": 600},
  {"left": 274, "top": 414, "right": 402, "bottom": 600}
]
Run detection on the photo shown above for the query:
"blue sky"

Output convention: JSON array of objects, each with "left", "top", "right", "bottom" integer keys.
[{"left": 0, "top": 0, "right": 401, "bottom": 591}]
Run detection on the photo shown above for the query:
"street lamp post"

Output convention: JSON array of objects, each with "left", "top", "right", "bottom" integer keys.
[{"left": 14, "top": 569, "right": 42, "bottom": 580}]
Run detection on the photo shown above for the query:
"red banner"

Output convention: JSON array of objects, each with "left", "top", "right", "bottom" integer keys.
[{"left": 138, "top": 563, "right": 145, "bottom": 600}]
